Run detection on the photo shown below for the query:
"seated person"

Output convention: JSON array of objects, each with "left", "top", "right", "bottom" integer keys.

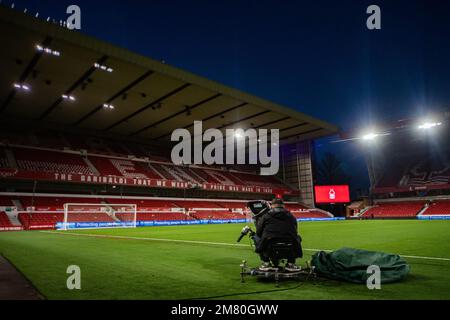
[{"left": 251, "top": 198, "right": 303, "bottom": 271}]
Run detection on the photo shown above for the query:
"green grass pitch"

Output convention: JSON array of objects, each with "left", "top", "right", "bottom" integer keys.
[{"left": 0, "top": 220, "right": 450, "bottom": 300}]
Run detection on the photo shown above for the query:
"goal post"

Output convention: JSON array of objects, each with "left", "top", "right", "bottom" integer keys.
[{"left": 60, "top": 203, "right": 137, "bottom": 230}]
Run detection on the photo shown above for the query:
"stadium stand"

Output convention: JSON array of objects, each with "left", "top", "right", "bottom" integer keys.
[
  {"left": 3, "top": 132, "right": 301, "bottom": 192},
  {"left": 228, "top": 171, "right": 286, "bottom": 188},
  {"left": 291, "top": 211, "right": 330, "bottom": 219},
  {"left": 0, "top": 196, "right": 13, "bottom": 206},
  {"left": 136, "top": 212, "right": 192, "bottom": 221},
  {"left": 174, "top": 200, "right": 223, "bottom": 209},
  {"left": 361, "top": 201, "right": 425, "bottom": 218},
  {"left": 285, "top": 203, "right": 308, "bottom": 211},
  {"left": 216, "top": 201, "right": 247, "bottom": 209},
  {"left": 285, "top": 203, "right": 331, "bottom": 218},
  {"left": 422, "top": 200, "right": 450, "bottom": 215},
  {"left": 0, "top": 4, "right": 342, "bottom": 234},
  {"left": 88, "top": 156, "right": 162, "bottom": 179},
  {"left": 0, "top": 137, "right": 330, "bottom": 231},
  {"left": 371, "top": 141, "right": 450, "bottom": 194},
  {"left": 18, "top": 212, "right": 115, "bottom": 230},
  {"left": 189, "top": 211, "right": 244, "bottom": 220},
  {"left": 0, "top": 192, "right": 331, "bottom": 230},
  {"left": 13, "top": 147, "right": 94, "bottom": 175},
  {"left": 106, "top": 198, "right": 178, "bottom": 210},
  {"left": 0, "top": 148, "right": 8, "bottom": 168},
  {"left": 2, "top": 144, "right": 292, "bottom": 190},
  {"left": 151, "top": 163, "right": 199, "bottom": 183},
  {"left": 18, "top": 212, "right": 61, "bottom": 230},
  {"left": 204, "top": 169, "right": 243, "bottom": 185},
  {"left": 19, "top": 196, "right": 104, "bottom": 211},
  {"left": 0, "top": 211, "right": 13, "bottom": 228}
]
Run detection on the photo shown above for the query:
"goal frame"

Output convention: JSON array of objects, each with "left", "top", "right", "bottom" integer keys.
[{"left": 61, "top": 203, "right": 137, "bottom": 231}]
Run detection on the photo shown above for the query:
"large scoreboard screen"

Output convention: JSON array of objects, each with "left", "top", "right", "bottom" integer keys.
[{"left": 314, "top": 185, "right": 350, "bottom": 203}]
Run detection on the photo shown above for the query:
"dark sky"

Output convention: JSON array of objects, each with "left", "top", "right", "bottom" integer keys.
[{"left": 6, "top": 0, "right": 450, "bottom": 191}]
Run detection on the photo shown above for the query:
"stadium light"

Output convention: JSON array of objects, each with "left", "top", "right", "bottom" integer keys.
[
  {"left": 36, "top": 44, "right": 60, "bottom": 56},
  {"left": 62, "top": 94, "right": 76, "bottom": 101},
  {"left": 94, "top": 63, "right": 114, "bottom": 73},
  {"left": 103, "top": 103, "right": 115, "bottom": 110},
  {"left": 418, "top": 121, "right": 442, "bottom": 130},
  {"left": 13, "top": 83, "right": 30, "bottom": 91},
  {"left": 361, "top": 133, "right": 380, "bottom": 141}
]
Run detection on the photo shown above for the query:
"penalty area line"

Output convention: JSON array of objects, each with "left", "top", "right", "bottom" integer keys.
[{"left": 40, "top": 231, "right": 450, "bottom": 262}]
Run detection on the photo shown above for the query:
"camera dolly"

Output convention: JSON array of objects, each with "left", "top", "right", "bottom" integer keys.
[{"left": 239, "top": 260, "right": 317, "bottom": 286}]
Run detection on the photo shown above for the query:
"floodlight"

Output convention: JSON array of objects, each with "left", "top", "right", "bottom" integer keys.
[
  {"left": 62, "top": 94, "right": 76, "bottom": 101},
  {"left": 36, "top": 44, "right": 60, "bottom": 56},
  {"left": 361, "top": 133, "right": 379, "bottom": 140},
  {"left": 418, "top": 122, "right": 442, "bottom": 130},
  {"left": 13, "top": 83, "right": 30, "bottom": 91},
  {"left": 94, "top": 63, "right": 114, "bottom": 73}
]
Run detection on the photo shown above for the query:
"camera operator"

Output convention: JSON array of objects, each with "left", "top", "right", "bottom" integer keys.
[{"left": 252, "top": 198, "right": 303, "bottom": 271}]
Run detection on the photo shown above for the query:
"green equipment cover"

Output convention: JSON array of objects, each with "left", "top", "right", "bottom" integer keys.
[{"left": 311, "top": 248, "right": 410, "bottom": 284}]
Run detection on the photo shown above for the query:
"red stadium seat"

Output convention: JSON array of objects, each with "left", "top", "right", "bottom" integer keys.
[
  {"left": 361, "top": 201, "right": 425, "bottom": 218},
  {"left": 0, "top": 147, "right": 9, "bottom": 168},
  {"left": 422, "top": 201, "right": 450, "bottom": 215},
  {"left": 0, "top": 211, "right": 13, "bottom": 228},
  {"left": 4, "top": 144, "right": 294, "bottom": 191},
  {"left": 89, "top": 156, "right": 161, "bottom": 179},
  {"left": 0, "top": 196, "right": 13, "bottom": 206},
  {"left": 13, "top": 147, "right": 93, "bottom": 175},
  {"left": 136, "top": 212, "right": 193, "bottom": 221}
]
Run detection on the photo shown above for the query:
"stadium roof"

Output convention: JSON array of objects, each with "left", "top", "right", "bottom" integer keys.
[{"left": 0, "top": 6, "right": 339, "bottom": 146}]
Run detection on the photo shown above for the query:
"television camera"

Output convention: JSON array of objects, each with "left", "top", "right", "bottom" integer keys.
[
  {"left": 236, "top": 200, "right": 270, "bottom": 242},
  {"left": 238, "top": 200, "right": 315, "bottom": 285}
]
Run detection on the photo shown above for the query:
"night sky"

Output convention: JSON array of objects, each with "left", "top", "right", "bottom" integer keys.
[{"left": 5, "top": 0, "right": 450, "bottom": 191}]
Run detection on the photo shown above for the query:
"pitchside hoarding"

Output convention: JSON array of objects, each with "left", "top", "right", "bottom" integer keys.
[{"left": 314, "top": 185, "right": 350, "bottom": 204}]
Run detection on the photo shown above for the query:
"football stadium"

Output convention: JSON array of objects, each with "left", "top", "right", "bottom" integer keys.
[{"left": 0, "top": 2, "right": 450, "bottom": 302}]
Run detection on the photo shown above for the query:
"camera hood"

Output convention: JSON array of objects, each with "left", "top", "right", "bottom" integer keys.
[{"left": 246, "top": 200, "right": 271, "bottom": 218}]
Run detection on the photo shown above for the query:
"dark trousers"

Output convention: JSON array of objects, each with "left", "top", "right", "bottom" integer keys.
[{"left": 251, "top": 235, "right": 296, "bottom": 264}]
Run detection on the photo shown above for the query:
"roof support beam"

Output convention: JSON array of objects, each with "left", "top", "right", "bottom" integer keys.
[
  {"left": 104, "top": 83, "right": 191, "bottom": 132},
  {"left": 0, "top": 36, "right": 52, "bottom": 114},
  {"left": 74, "top": 70, "right": 154, "bottom": 125},
  {"left": 130, "top": 93, "right": 222, "bottom": 136},
  {"left": 38, "top": 55, "right": 109, "bottom": 120}
]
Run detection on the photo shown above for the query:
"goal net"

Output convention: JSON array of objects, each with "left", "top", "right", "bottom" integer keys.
[{"left": 59, "top": 203, "right": 137, "bottom": 230}]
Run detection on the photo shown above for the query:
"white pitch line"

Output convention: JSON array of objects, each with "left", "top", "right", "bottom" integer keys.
[
  {"left": 40, "top": 231, "right": 248, "bottom": 247},
  {"left": 40, "top": 231, "right": 450, "bottom": 262}
]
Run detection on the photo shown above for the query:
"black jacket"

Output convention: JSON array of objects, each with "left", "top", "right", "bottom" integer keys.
[{"left": 255, "top": 207, "right": 301, "bottom": 243}]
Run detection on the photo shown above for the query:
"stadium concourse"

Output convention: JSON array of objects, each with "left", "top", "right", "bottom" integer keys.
[{"left": 0, "top": 5, "right": 337, "bottom": 232}]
